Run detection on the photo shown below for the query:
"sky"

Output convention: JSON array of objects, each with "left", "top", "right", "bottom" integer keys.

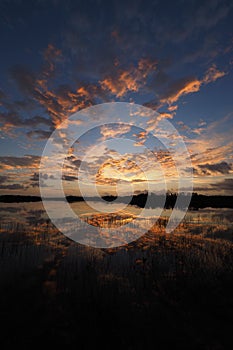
[{"left": 0, "top": 0, "right": 233, "bottom": 197}]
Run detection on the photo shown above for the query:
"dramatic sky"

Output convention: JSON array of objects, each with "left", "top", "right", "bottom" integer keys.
[{"left": 0, "top": 0, "right": 233, "bottom": 196}]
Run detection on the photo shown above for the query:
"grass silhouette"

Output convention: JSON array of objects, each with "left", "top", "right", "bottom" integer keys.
[{"left": 0, "top": 213, "right": 233, "bottom": 349}]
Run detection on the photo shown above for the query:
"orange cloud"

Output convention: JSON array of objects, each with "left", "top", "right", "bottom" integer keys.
[
  {"left": 43, "top": 44, "right": 62, "bottom": 77},
  {"left": 34, "top": 82, "right": 93, "bottom": 128},
  {"left": 28, "top": 44, "right": 94, "bottom": 127},
  {"left": 100, "top": 58, "right": 157, "bottom": 97},
  {"left": 95, "top": 157, "right": 146, "bottom": 186},
  {"left": 167, "top": 105, "right": 178, "bottom": 111},
  {"left": 203, "top": 64, "right": 226, "bottom": 84},
  {"left": 160, "top": 64, "right": 226, "bottom": 106},
  {"left": 161, "top": 79, "right": 202, "bottom": 105},
  {"left": 100, "top": 124, "right": 132, "bottom": 140}
]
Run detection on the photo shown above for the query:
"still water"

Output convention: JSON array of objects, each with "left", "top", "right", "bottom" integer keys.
[{"left": 0, "top": 201, "right": 232, "bottom": 243}]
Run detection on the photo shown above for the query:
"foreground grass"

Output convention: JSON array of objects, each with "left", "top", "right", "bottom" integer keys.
[{"left": 0, "top": 221, "right": 233, "bottom": 349}]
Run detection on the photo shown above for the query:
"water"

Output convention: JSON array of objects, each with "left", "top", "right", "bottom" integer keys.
[{"left": 0, "top": 201, "right": 232, "bottom": 242}]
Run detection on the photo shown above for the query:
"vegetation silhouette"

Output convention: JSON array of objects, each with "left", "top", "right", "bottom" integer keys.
[{"left": 1, "top": 192, "right": 233, "bottom": 209}]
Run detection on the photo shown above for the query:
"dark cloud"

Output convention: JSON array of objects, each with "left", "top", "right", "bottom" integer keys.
[
  {"left": 0, "top": 112, "right": 23, "bottom": 130},
  {"left": 27, "top": 129, "right": 52, "bottom": 140},
  {"left": 210, "top": 178, "right": 233, "bottom": 191},
  {"left": 65, "top": 156, "right": 82, "bottom": 169},
  {"left": 8, "top": 64, "right": 95, "bottom": 128},
  {"left": 0, "top": 175, "right": 8, "bottom": 184},
  {"left": 0, "top": 173, "right": 26, "bottom": 190},
  {"left": 29, "top": 172, "right": 54, "bottom": 187},
  {"left": 0, "top": 183, "right": 25, "bottom": 190},
  {"left": 30, "top": 173, "right": 41, "bottom": 182},
  {"left": 62, "top": 174, "right": 78, "bottom": 182},
  {"left": 25, "top": 115, "right": 52, "bottom": 128},
  {"left": 132, "top": 179, "right": 147, "bottom": 183},
  {"left": 194, "top": 178, "right": 233, "bottom": 194},
  {"left": 9, "top": 65, "right": 36, "bottom": 94},
  {"left": 0, "top": 155, "right": 41, "bottom": 169},
  {"left": 0, "top": 111, "right": 52, "bottom": 130},
  {"left": 30, "top": 172, "right": 54, "bottom": 181},
  {"left": 197, "top": 161, "right": 232, "bottom": 175}
]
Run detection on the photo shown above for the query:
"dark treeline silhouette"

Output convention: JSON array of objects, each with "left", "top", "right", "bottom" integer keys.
[
  {"left": 0, "top": 195, "right": 42, "bottom": 203},
  {"left": 101, "top": 192, "right": 233, "bottom": 209},
  {"left": 1, "top": 192, "right": 233, "bottom": 209},
  {"left": 189, "top": 193, "right": 233, "bottom": 209}
]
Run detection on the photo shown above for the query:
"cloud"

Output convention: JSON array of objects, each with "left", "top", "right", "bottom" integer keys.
[
  {"left": 0, "top": 111, "right": 52, "bottom": 133},
  {"left": 84, "top": 147, "right": 178, "bottom": 188},
  {"left": 77, "top": 151, "right": 149, "bottom": 186},
  {"left": 133, "top": 130, "right": 148, "bottom": 146},
  {"left": 0, "top": 175, "right": 8, "bottom": 184},
  {"left": 62, "top": 174, "right": 78, "bottom": 182},
  {"left": 193, "top": 0, "right": 232, "bottom": 30},
  {"left": 100, "top": 124, "right": 132, "bottom": 140},
  {"left": 196, "top": 178, "right": 233, "bottom": 194},
  {"left": 26, "top": 172, "right": 56, "bottom": 188},
  {"left": 159, "top": 64, "right": 226, "bottom": 106},
  {"left": 7, "top": 45, "right": 94, "bottom": 129},
  {"left": 210, "top": 178, "right": 233, "bottom": 192},
  {"left": 2, "top": 33, "right": 227, "bottom": 140},
  {"left": 27, "top": 129, "right": 52, "bottom": 140},
  {"left": 42, "top": 44, "right": 62, "bottom": 76},
  {"left": 145, "top": 76, "right": 203, "bottom": 111},
  {"left": 9, "top": 65, "right": 36, "bottom": 94},
  {"left": 167, "top": 105, "right": 178, "bottom": 112},
  {"left": 64, "top": 155, "right": 82, "bottom": 170},
  {"left": 0, "top": 183, "right": 26, "bottom": 190},
  {"left": 160, "top": 78, "right": 202, "bottom": 105},
  {"left": 175, "top": 119, "right": 208, "bottom": 136},
  {"left": 203, "top": 64, "right": 226, "bottom": 83},
  {"left": 99, "top": 58, "right": 157, "bottom": 97},
  {"left": 191, "top": 143, "right": 233, "bottom": 167},
  {"left": 0, "top": 172, "right": 28, "bottom": 191},
  {"left": 0, "top": 155, "right": 41, "bottom": 170},
  {"left": 187, "top": 114, "right": 233, "bottom": 168},
  {"left": 196, "top": 161, "right": 232, "bottom": 175},
  {"left": 144, "top": 62, "right": 227, "bottom": 111}
]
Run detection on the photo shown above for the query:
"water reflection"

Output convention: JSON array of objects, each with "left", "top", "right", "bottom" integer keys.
[{"left": 0, "top": 201, "right": 232, "bottom": 243}]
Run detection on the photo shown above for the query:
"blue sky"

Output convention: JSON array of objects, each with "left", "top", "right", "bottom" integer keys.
[{"left": 0, "top": 0, "right": 233, "bottom": 195}]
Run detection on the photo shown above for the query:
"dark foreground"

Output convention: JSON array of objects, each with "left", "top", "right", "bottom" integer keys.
[{"left": 1, "top": 222, "right": 233, "bottom": 349}]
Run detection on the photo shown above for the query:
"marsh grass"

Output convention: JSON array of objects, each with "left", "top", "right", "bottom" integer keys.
[{"left": 0, "top": 215, "right": 233, "bottom": 349}]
